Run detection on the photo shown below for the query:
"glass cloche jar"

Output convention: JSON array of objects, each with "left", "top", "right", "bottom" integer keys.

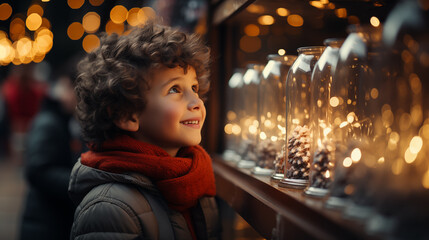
[
  {"left": 364, "top": 0, "right": 429, "bottom": 238},
  {"left": 252, "top": 54, "right": 297, "bottom": 176},
  {"left": 304, "top": 39, "right": 344, "bottom": 197},
  {"left": 324, "top": 25, "right": 385, "bottom": 213},
  {"left": 279, "top": 46, "right": 325, "bottom": 189},
  {"left": 237, "top": 64, "right": 264, "bottom": 169},
  {"left": 223, "top": 69, "right": 245, "bottom": 162}
]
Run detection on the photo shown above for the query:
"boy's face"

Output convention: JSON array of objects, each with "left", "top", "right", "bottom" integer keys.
[{"left": 134, "top": 66, "right": 206, "bottom": 155}]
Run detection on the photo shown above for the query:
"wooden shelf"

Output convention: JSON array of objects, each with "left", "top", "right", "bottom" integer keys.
[{"left": 212, "top": 156, "right": 377, "bottom": 240}]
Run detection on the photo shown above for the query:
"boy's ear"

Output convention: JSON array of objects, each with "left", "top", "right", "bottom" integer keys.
[{"left": 114, "top": 114, "right": 139, "bottom": 132}]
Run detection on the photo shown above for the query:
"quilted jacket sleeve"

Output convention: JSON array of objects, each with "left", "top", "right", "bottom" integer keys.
[
  {"left": 70, "top": 183, "right": 159, "bottom": 240},
  {"left": 71, "top": 198, "right": 143, "bottom": 240}
]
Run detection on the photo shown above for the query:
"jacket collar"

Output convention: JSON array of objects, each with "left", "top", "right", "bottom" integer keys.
[{"left": 68, "top": 158, "right": 158, "bottom": 205}]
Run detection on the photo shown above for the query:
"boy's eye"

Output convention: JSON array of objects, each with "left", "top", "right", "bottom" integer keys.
[
  {"left": 168, "top": 86, "right": 180, "bottom": 94},
  {"left": 192, "top": 84, "right": 199, "bottom": 93}
]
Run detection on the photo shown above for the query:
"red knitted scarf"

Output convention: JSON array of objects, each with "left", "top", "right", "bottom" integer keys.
[{"left": 80, "top": 135, "right": 216, "bottom": 212}]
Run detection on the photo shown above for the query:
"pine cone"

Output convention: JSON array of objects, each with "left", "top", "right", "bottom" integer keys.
[{"left": 286, "top": 125, "right": 311, "bottom": 179}]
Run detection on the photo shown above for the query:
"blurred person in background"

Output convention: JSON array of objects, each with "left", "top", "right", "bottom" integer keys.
[
  {"left": 19, "top": 71, "right": 85, "bottom": 240},
  {"left": 0, "top": 93, "right": 10, "bottom": 159},
  {"left": 1, "top": 64, "right": 47, "bottom": 162}
]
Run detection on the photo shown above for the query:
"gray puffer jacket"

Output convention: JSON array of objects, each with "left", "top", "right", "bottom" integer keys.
[{"left": 68, "top": 160, "right": 220, "bottom": 240}]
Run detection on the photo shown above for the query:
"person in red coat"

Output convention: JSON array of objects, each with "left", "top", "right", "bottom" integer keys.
[
  {"left": 1, "top": 64, "right": 46, "bottom": 161},
  {"left": 2, "top": 64, "right": 46, "bottom": 133}
]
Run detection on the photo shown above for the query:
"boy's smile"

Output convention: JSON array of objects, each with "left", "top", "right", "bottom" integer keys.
[
  {"left": 132, "top": 66, "right": 206, "bottom": 156},
  {"left": 180, "top": 118, "right": 202, "bottom": 128}
]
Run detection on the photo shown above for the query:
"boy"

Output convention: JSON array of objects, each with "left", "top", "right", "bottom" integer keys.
[{"left": 68, "top": 22, "right": 219, "bottom": 240}]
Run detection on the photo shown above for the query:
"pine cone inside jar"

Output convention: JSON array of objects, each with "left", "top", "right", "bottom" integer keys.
[
  {"left": 256, "top": 140, "right": 277, "bottom": 169},
  {"left": 309, "top": 146, "right": 331, "bottom": 188},
  {"left": 286, "top": 125, "right": 311, "bottom": 179},
  {"left": 274, "top": 144, "right": 286, "bottom": 174},
  {"left": 238, "top": 139, "right": 258, "bottom": 162}
]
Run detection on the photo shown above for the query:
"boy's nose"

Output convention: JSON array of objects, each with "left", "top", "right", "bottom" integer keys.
[{"left": 188, "top": 94, "right": 203, "bottom": 111}]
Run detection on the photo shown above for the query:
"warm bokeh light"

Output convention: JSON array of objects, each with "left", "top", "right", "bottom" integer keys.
[
  {"left": 423, "top": 169, "right": 429, "bottom": 189},
  {"left": 0, "top": 38, "right": 14, "bottom": 65},
  {"left": 89, "top": 0, "right": 104, "bottom": 6},
  {"left": 82, "top": 34, "right": 100, "bottom": 52},
  {"left": 287, "top": 14, "right": 304, "bottom": 27},
  {"left": 16, "top": 37, "right": 32, "bottom": 59},
  {"left": 224, "top": 124, "right": 233, "bottom": 134},
  {"left": 82, "top": 12, "right": 100, "bottom": 33},
  {"left": 347, "top": 112, "right": 355, "bottom": 123},
  {"left": 382, "top": 110, "right": 394, "bottom": 128},
  {"left": 227, "top": 111, "right": 237, "bottom": 120},
  {"left": 264, "top": 119, "right": 272, "bottom": 128},
  {"left": 33, "top": 53, "right": 45, "bottom": 63},
  {"left": 276, "top": 8, "right": 289, "bottom": 17},
  {"left": 351, "top": 148, "right": 362, "bottom": 162},
  {"left": 421, "top": 124, "right": 429, "bottom": 140},
  {"left": 12, "top": 57, "right": 21, "bottom": 65},
  {"left": 244, "top": 24, "right": 260, "bottom": 36},
  {"left": 343, "top": 157, "right": 352, "bottom": 167},
  {"left": 110, "top": 5, "right": 128, "bottom": 24},
  {"left": 10, "top": 17, "right": 25, "bottom": 34},
  {"left": 42, "top": 0, "right": 50, "bottom": 2},
  {"left": 278, "top": 49, "right": 286, "bottom": 55},
  {"left": 340, "top": 121, "right": 348, "bottom": 128},
  {"left": 36, "top": 27, "right": 53, "bottom": 39},
  {"left": 105, "top": 20, "right": 124, "bottom": 35},
  {"left": 335, "top": 8, "right": 347, "bottom": 18},
  {"left": 0, "top": 3, "right": 13, "bottom": 21},
  {"left": 67, "top": 22, "right": 84, "bottom": 40},
  {"left": 68, "top": 0, "right": 85, "bottom": 9},
  {"left": 246, "top": 4, "right": 265, "bottom": 14},
  {"left": 310, "top": 1, "right": 325, "bottom": 9},
  {"left": 249, "top": 125, "right": 258, "bottom": 135},
  {"left": 370, "top": 88, "right": 379, "bottom": 99},
  {"left": 34, "top": 35, "right": 53, "bottom": 54},
  {"left": 409, "top": 136, "right": 423, "bottom": 154},
  {"left": 348, "top": 16, "right": 360, "bottom": 24},
  {"left": 344, "top": 184, "right": 355, "bottom": 195},
  {"left": 35, "top": 28, "right": 53, "bottom": 54},
  {"left": 10, "top": 17, "right": 26, "bottom": 41},
  {"left": 404, "top": 147, "right": 417, "bottom": 164},
  {"left": 12, "top": 56, "right": 22, "bottom": 65},
  {"left": 411, "top": 108, "right": 422, "bottom": 130},
  {"left": 141, "top": 7, "right": 156, "bottom": 21},
  {"left": 409, "top": 73, "right": 422, "bottom": 94},
  {"left": 26, "top": 13, "right": 43, "bottom": 31},
  {"left": 325, "top": 170, "right": 330, "bottom": 178},
  {"left": 127, "top": 8, "right": 143, "bottom": 26},
  {"left": 37, "top": 20, "right": 48, "bottom": 32},
  {"left": 232, "top": 125, "right": 241, "bottom": 135},
  {"left": 310, "top": 0, "right": 335, "bottom": 9},
  {"left": 330, "top": 97, "right": 339, "bottom": 107},
  {"left": 258, "top": 15, "right": 275, "bottom": 25},
  {"left": 370, "top": 16, "right": 380, "bottom": 27},
  {"left": 239, "top": 36, "right": 261, "bottom": 53},
  {"left": 27, "top": 4, "right": 44, "bottom": 16}
]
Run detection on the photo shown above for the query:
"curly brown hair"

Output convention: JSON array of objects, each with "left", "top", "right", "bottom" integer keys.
[{"left": 75, "top": 22, "right": 211, "bottom": 146}]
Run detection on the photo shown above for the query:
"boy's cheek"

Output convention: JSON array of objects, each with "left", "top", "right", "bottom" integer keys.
[{"left": 164, "top": 104, "right": 182, "bottom": 121}]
